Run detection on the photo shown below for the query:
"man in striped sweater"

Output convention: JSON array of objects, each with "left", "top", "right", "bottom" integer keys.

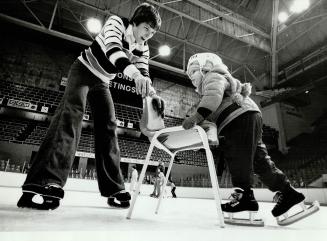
[{"left": 17, "top": 3, "right": 163, "bottom": 210}]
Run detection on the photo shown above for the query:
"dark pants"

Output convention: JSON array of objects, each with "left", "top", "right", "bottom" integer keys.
[
  {"left": 23, "top": 59, "right": 125, "bottom": 197},
  {"left": 219, "top": 111, "right": 290, "bottom": 191}
]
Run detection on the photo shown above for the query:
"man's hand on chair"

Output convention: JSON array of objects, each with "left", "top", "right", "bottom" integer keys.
[
  {"left": 133, "top": 72, "right": 152, "bottom": 98},
  {"left": 182, "top": 112, "right": 204, "bottom": 129}
]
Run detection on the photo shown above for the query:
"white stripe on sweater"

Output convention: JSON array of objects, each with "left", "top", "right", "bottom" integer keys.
[
  {"left": 109, "top": 51, "right": 129, "bottom": 66},
  {"left": 77, "top": 57, "right": 115, "bottom": 83}
]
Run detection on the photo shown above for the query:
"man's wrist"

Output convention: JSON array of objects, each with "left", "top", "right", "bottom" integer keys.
[
  {"left": 131, "top": 71, "right": 142, "bottom": 81},
  {"left": 149, "top": 86, "right": 156, "bottom": 97}
]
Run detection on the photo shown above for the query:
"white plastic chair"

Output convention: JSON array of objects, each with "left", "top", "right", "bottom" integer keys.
[{"left": 126, "top": 125, "right": 225, "bottom": 228}]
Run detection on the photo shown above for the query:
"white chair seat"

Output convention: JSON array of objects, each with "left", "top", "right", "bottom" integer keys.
[{"left": 156, "top": 128, "right": 206, "bottom": 151}]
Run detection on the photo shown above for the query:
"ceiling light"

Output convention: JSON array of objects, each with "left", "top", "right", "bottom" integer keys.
[
  {"left": 290, "top": 0, "right": 310, "bottom": 13},
  {"left": 278, "top": 12, "right": 289, "bottom": 23},
  {"left": 158, "top": 45, "right": 171, "bottom": 56},
  {"left": 86, "top": 18, "right": 102, "bottom": 34}
]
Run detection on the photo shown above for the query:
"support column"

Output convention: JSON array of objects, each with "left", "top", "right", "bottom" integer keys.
[
  {"left": 271, "top": 0, "right": 279, "bottom": 87},
  {"left": 275, "top": 103, "right": 288, "bottom": 154}
]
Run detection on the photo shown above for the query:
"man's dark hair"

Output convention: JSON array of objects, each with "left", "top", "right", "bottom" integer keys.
[{"left": 130, "top": 3, "right": 161, "bottom": 31}]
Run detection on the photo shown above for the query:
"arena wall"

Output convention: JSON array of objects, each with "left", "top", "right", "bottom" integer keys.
[{"left": 0, "top": 141, "right": 211, "bottom": 179}]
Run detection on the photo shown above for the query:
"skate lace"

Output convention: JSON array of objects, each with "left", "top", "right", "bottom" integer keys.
[
  {"left": 228, "top": 191, "right": 242, "bottom": 204},
  {"left": 273, "top": 191, "right": 283, "bottom": 205}
]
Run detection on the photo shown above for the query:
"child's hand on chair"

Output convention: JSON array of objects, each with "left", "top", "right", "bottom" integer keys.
[{"left": 182, "top": 112, "right": 204, "bottom": 129}]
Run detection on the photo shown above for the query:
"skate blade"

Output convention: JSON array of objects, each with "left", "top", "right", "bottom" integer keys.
[
  {"left": 224, "top": 212, "right": 264, "bottom": 227},
  {"left": 224, "top": 217, "right": 264, "bottom": 227},
  {"left": 277, "top": 200, "right": 320, "bottom": 226}
]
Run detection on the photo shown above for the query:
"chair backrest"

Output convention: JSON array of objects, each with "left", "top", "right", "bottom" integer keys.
[
  {"left": 139, "top": 97, "right": 165, "bottom": 140},
  {"left": 143, "top": 97, "right": 165, "bottom": 131}
]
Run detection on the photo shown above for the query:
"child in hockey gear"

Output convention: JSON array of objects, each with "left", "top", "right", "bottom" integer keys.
[
  {"left": 271, "top": 186, "right": 320, "bottom": 226},
  {"left": 17, "top": 3, "right": 162, "bottom": 210},
  {"left": 184, "top": 52, "right": 319, "bottom": 226},
  {"left": 183, "top": 53, "right": 252, "bottom": 132},
  {"left": 184, "top": 53, "right": 251, "bottom": 147}
]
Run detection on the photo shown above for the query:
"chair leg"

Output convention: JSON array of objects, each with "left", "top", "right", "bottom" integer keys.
[
  {"left": 155, "top": 153, "right": 175, "bottom": 214},
  {"left": 205, "top": 148, "right": 225, "bottom": 228},
  {"left": 127, "top": 142, "right": 155, "bottom": 219},
  {"left": 196, "top": 126, "right": 225, "bottom": 227}
]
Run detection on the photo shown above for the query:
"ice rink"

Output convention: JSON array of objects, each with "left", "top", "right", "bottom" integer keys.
[{"left": 0, "top": 187, "right": 326, "bottom": 241}]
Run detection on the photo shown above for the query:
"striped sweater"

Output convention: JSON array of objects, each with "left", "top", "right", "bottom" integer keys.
[{"left": 78, "top": 15, "right": 150, "bottom": 83}]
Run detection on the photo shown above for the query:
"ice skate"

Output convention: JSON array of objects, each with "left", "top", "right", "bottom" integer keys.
[
  {"left": 108, "top": 190, "right": 131, "bottom": 209},
  {"left": 222, "top": 188, "right": 264, "bottom": 227},
  {"left": 17, "top": 184, "right": 64, "bottom": 210},
  {"left": 272, "top": 187, "right": 320, "bottom": 226}
]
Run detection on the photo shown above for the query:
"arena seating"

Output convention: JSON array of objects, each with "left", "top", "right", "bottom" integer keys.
[
  {"left": 2, "top": 115, "right": 323, "bottom": 188},
  {"left": 0, "top": 79, "right": 185, "bottom": 130},
  {"left": 24, "top": 122, "right": 48, "bottom": 146},
  {"left": 0, "top": 118, "right": 28, "bottom": 142},
  {"left": 278, "top": 153, "right": 327, "bottom": 187},
  {"left": 0, "top": 79, "right": 63, "bottom": 114},
  {"left": 1, "top": 116, "right": 326, "bottom": 187},
  {"left": 262, "top": 124, "right": 279, "bottom": 150},
  {"left": 0, "top": 117, "right": 208, "bottom": 169},
  {"left": 78, "top": 129, "right": 95, "bottom": 153},
  {"left": 272, "top": 127, "right": 327, "bottom": 187}
]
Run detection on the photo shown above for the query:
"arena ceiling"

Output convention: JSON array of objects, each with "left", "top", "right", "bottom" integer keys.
[{"left": 1, "top": 0, "right": 327, "bottom": 101}]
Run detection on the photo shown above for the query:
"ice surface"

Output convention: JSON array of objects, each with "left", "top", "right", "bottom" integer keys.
[{"left": 1, "top": 187, "right": 326, "bottom": 241}]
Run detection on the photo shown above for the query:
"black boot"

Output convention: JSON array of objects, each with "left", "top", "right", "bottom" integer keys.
[
  {"left": 17, "top": 184, "right": 64, "bottom": 210},
  {"left": 222, "top": 188, "right": 259, "bottom": 213},
  {"left": 107, "top": 191, "right": 131, "bottom": 209},
  {"left": 271, "top": 187, "right": 305, "bottom": 217}
]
